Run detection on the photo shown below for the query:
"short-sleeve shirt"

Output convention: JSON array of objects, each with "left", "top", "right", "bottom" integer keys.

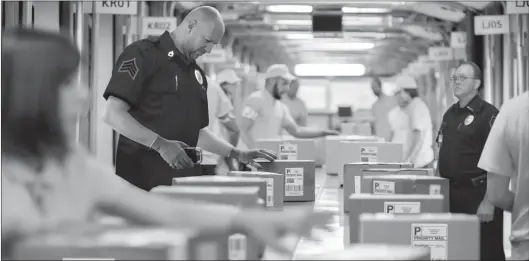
[
  {"left": 388, "top": 106, "right": 411, "bottom": 156},
  {"left": 405, "top": 97, "right": 434, "bottom": 167},
  {"left": 202, "top": 82, "right": 233, "bottom": 165},
  {"left": 103, "top": 31, "right": 209, "bottom": 189},
  {"left": 437, "top": 95, "right": 499, "bottom": 179},
  {"left": 372, "top": 95, "right": 398, "bottom": 141},
  {"left": 282, "top": 97, "right": 308, "bottom": 126},
  {"left": 241, "top": 89, "right": 296, "bottom": 148},
  {"left": 477, "top": 92, "right": 529, "bottom": 260}
]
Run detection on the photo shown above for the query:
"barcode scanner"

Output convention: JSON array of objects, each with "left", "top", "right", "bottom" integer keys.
[{"left": 183, "top": 147, "right": 202, "bottom": 164}]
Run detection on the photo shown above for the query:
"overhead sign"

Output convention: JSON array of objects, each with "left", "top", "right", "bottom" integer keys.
[
  {"left": 474, "top": 15, "right": 510, "bottom": 35},
  {"left": 197, "top": 48, "right": 228, "bottom": 64},
  {"left": 428, "top": 47, "right": 454, "bottom": 61},
  {"left": 450, "top": 31, "right": 467, "bottom": 48},
  {"left": 506, "top": 1, "right": 529, "bottom": 14},
  {"left": 142, "top": 17, "right": 177, "bottom": 36},
  {"left": 94, "top": 1, "right": 137, "bottom": 15}
]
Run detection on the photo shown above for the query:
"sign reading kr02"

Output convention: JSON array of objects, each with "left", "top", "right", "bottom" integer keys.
[{"left": 142, "top": 17, "right": 178, "bottom": 36}]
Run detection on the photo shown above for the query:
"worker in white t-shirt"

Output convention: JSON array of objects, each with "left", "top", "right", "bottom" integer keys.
[
  {"left": 395, "top": 75, "right": 434, "bottom": 168},
  {"left": 387, "top": 100, "right": 411, "bottom": 157}
]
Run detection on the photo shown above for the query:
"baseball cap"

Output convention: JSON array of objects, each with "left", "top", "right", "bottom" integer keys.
[
  {"left": 216, "top": 69, "right": 241, "bottom": 85},
  {"left": 264, "top": 64, "right": 296, "bottom": 81},
  {"left": 395, "top": 75, "right": 418, "bottom": 90}
]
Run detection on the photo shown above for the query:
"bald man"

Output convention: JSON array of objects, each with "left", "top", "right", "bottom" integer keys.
[{"left": 103, "top": 6, "right": 276, "bottom": 191}]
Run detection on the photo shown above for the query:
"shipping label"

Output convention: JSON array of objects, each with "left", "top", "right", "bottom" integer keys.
[
  {"left": 285, "top": 167, "right": 304, "bottom": 196},
  {"left": 264, "top": 178, "right": 274, "bottom": 207},
  {"left": 373, "top": 180, "right": 395, "bottom": 194},
  {"left": 384, "top": 202, "right": 421, "bottom": 214},
  {"left": 279, "top": 143, "right": 298, "bottom": 160},
  {"left": 360, "top": 146, "right": 378, "bottom": 162},
  {"left": 228, "top": 233, "right": 247, "bottom": 260},
  {"left": 411, "top": 223, "right": 448, "bottom": 261}
]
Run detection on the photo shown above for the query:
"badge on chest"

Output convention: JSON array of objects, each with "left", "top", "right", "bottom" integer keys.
[
  {"left": 464, "top": 115, "right": 474, "bottom": 126},
  {"left": 194, "top": 69, "right": 203, "bottom": 85}
]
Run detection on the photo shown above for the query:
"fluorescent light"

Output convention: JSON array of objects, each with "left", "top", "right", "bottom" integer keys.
[
  {"left": 275, "top": 18, "right": 384, "bottom": 26},
  {"left": 285, "top": 33, "right": 314, "bottom": 40},
  {"left": 293, "top": 42, "right": 375, "bottom": 51},
  {"left": 294, "top": 63, "right": 366, "bottom": 77},
  {"left": 342, "top": 7, "right": 391, "bottom": 13},
  {"left": 275, "top": 19, "right": 311, "bottom": 25},
  {"left": 266, "top": 5, "right": 313, "bottom": 13}
]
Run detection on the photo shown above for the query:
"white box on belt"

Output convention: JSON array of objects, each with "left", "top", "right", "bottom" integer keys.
[
  {"left": 361, "top": 175, "right": 450, "bottom": 212},
  {"left": 359, "top": 213, "right": 480, "bottom": 260},
  {"left": 13, "top": 226, "right": 230, "bottom": 260},
  {"left": 257, "top": 160, "right": 316, "bottom": 202},
  {"left": 172, "top": 176, "right": 267, "bottom": 205},
  {"left": 347, "top": 194, "right": 444, "bottom": 244},
  {"left": 152, "top": 185, "right": 261, "bottom": 260},
  {"left": 255, "top": 138, "right": 315, "bottom": 161},
  {"left": 337, "top": 141, "right": 403, "bottom": 184},
  {"left": 227, "top": 171, "right": 285, "bottom": 210},
  {"left": 343, "top": 163, "right": 412, "bottom": 211},
  {"left": 295, "top": 244, "right": 431, "bottom": 260},
  {"left": 324, "top": 135, "right": 382, "bottom": 175}
]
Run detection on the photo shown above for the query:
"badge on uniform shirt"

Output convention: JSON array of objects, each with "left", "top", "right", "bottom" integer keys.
[
  {"left": 489, "top": 115, "right": 496, "bottom": 128},
  {"left": 118, "top": 57, "right": 139, "bottom": 80},
  {"left": 464, "top": 115, "right": 474, "bottom": 126},
  {"left": 174, "top": 75, "right": 179, "bottom": 91},
  {"left": 194, "top": 69, "right": 203, "bottom": 86}
]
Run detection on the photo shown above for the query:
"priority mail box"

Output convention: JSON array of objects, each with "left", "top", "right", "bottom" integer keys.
[
  {"left": 359, "top": 213, "right": 480, "bottom": 260},
  {"left": 337, "top": 141, "right": 403, "bottom": 184},
  {"left": 343, "top": 163, "right": 412, "bottom": 211},
  {"left": 227, "top": 171, "right": 285, "bottom": 210},
  {"left": 152, "top": 186, "right": 262, "bottom": 260},
  {"left": 257, "top": 160, "right": 316, "bottom": 202},
  {"left": 172, "top": 176, "right": 267, "bottom": 205},
  {"left": 324, "top": 135, "right": 382, "bottom": 175},
  {"left": 347, "top": 194, "right": 444, "bottom": 244},
  {"left": 361, "top": 175, "right": 450, "bottom": 212},
  {"left": 295, "top": 244, "right": 431, "bottom": 260},
  {"left": 13, "top": 227, "right": 229, "bottom": 260},
  {"left": 255, "top": 138, "right": 316, "bottom": 161}
]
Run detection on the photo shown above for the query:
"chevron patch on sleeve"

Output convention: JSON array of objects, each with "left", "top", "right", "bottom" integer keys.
[{"left": 118, "top": 58, "right": 139, "bottom": 80}]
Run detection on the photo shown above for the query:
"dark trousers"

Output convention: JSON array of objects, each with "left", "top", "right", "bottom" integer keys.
[{"left": 449, "top": 182, "right": 505, "bottom": 261}]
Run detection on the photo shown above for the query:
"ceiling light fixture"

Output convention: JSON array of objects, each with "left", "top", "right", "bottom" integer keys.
[
  {"left": 266, "top": 5, "right": 313, "bottom": 13},
  {"left": 342, "top": 7, "right": 391, "bottom": 13},
  {"left": 274, "top": 18, "right": 384, "bottom": 26},
  {"left": 294, "top": 63, "right": 366, "bottom": 77},
  {"left": 284, "top": 33, "right": 314, "bottom": 40}
]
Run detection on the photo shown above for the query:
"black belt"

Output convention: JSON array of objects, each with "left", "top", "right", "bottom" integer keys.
[{"left": 446, "top": 174, "right": 487, "bottom": 188}]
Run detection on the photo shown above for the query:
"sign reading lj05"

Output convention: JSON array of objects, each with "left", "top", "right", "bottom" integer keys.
[{"left": 474, "top": 15, "right": 510, "bottom": 35}]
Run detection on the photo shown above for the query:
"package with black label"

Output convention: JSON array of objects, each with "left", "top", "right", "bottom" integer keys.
[
  {"left": 255, "top": 138, "right": 316, "bottom": 161},
  {"left": 294, "top": 244, "right": 431, "bottom": 260},
  {"left": 172, "top": 176, "right": 267, "bottom": 205},
  {"left": 361, "top": 174, "right": 450, "bottom": 212},
  {"left": 337, "top": 142, "right": 404, "bottom": 185},
  {"left": 342, "top": 163, "right": 412, "bottom": 212},
  {"left": 346, "top": 194, "right": 444, "bottom": 244},
  {"left": 359, "top": 213, "right": 480, "bottom": 260},
  {"left": 256, "top": 160, "right": 316, "bottom": 202},
  {"left": 12, "top": 226, "right": 229, "bottom": 260},
  {"left": 227, "top": 171, "right": 284, "bottom": 210},
  {"left": 324, "top": 135, "right": 382, "bottom": 175}
]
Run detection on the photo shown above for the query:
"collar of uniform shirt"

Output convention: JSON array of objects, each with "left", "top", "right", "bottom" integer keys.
[
  {"left": 454, "top": 94, "right": 484, "bottom": 114},
  {"left": 158, "top": 31, "right": 193, "bottom": 66}
]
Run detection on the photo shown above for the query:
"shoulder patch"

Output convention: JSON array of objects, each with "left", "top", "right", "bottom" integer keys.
[
  {"left": 118, "top": 58, "right": 139, "bottom": 80},
  {"left": 489, "top": 114, "right": 496, "bottom": 128}
]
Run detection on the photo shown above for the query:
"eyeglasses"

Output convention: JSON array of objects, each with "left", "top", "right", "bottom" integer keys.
[{"left": 450, "top": 76, "right": 477, "bottom": 83}]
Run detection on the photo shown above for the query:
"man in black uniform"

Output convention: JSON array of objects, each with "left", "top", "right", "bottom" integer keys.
[
  {"left": 436, "top": 61, "right": 504, "bottom": 260},
  {"left": 102, "top": 6, "right": 276, "bottom": 191}
]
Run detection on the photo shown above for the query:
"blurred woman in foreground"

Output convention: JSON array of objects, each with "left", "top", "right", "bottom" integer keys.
[{"left": 1, "top": 28, "right": 332, "bottom": 254}]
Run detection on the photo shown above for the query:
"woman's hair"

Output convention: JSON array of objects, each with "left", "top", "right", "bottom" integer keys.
[{"left": 1, "top": 28, "right": 81, "bottom": 168}]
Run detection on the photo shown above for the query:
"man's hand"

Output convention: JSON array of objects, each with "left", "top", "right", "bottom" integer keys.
[
  {"left": 230, "top": 148, "right": 277, "bottom": 169},
  {"left": 152, "top": 136, "right": 194, "bottom": 169},
  {"left": 322, "top": 129, "right": 340, "bottom": 136},
  {"left": 477, "top": 198, "right": 495, "bottom": 223}
]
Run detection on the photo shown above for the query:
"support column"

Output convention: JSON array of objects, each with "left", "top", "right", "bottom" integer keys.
[{"left": 503, "top": 21, "right": 514, "bottom": 103}]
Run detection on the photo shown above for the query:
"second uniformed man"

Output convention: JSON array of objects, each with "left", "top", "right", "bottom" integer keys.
[
  {"left": 103, "top": 6, "right": 275, "bottom": 191},
  {"left": 436, "top": 61, "right": 504, "bottom": 260}
]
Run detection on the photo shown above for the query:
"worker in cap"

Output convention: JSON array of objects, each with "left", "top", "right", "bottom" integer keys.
[
  {"left": 239, "top": 64, "right": 339, "bottom": 150},
  {"left": 282, "top": 78, "right": 308, "bottom": 127},
  {"left": 371, "top": 77, "right": 398, "bottom": 141},
  {"left": 394, "top": 75, "right": 434, "bottom": 168},
  {"left": 216, "top": 68, "right": 241, "bottom": 102}
]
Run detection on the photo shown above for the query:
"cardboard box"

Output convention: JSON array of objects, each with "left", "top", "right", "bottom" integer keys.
[
  {"left": 347, "top": 194, "right": 444, "bottom": 244},
  {"left": 359, "top": 213, "right": 480, "bottom": 260},
  {"left": 172, "top": 176, "right": 267, "bottom": 205},
  {"left": 255, "top": 138, "right": 316, "bottom": 161},
  {"left": 342, "top": 163, "right": 412, "bottom": 211},
  {"left": 152, "top": 186, "right": 262, "bottom": 260},
  {"left": 257, "top": 160, "right": 316, "bottom": 202},
  {"left": 13, "top": 226, "right": 229, "bottom": 260},
  {"left": 324, "top": 136, "right": 382, "bottom": 175},
  {"left": 295, "top": 244, "right": 431, "bottom": 260},
  {"left": 361, "top": 174, "right": 450, "bottom": 212},
  {"left": 337, "top": 142, "right": 404, "bottom": 184},
  {"left": 227, "top": 171, "right": 285, "bottom": 210}
]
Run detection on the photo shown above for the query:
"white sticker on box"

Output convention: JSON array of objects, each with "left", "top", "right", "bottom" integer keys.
[
  {"left": 360, "top": 146, "right": 378, "bottom": 162},
  {"left": 373, "top": 180, "right": 395, "bottom": 194},
  {"left": 354, "top": 176, "right": 361, "bottom": 194},
  {"left": 279, "top": 143, "right": 298, "bottom": 160},
  {"left": 228, "top": 234, "right": 247, "bottom": 260},
  {"left": 411, "top": 223, "right": 448, "bottom": 261},
  {"left": 429, "top": 184, "right": 441, "bottom": 195},
  {"left": 285, "top": 167, "right": 304, "bottom": 196},
  {"left": 384, "top": 202, "right": 421, "bottom": 214},
  {"left": 265, "top": 178, "right": 274, "bottom": 207}
]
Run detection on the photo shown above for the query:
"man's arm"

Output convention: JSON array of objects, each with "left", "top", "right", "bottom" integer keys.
[
  {"left": 197, "top": 128, "right": 234, "bottom": 158},
  {"left": 239, "top": 96, "right": 261, "bottom": 149},
  {"left": 298, "top": 101, "right": 308, "bottom": 127},
  {"left": 282, "top": 104, "right": 335, "bottom": 138},
  {"left": 220, "top": 114, "right": 240, "bottom": 147}
]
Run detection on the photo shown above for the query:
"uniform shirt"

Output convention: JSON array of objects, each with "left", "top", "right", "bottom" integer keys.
[
  {"left": 202, "top": 82, "right": 233, "bottom": 165},
  {"left": 241, "top": 89, "right": 296, "bottom": 148},
  {"left": 405, "top": 97, "right": 434, "bottom": 167},
  {"left": 478, "top": 92, "right": 529, "bottom": 260},
  {"left": 372, "top": 95, "right": 398, "bottom": 141},
  {"left": 282, "top": 96, "right": 308, "bottom": 126},
  {"left": 437, "top": 95, "right": 499, "bottom": 179},
  {"left": 388, "top": 106, "right": 411, "bottom": 156},
  {"left": 103, "top": 31, "right": 209, "bottom": 188}
]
